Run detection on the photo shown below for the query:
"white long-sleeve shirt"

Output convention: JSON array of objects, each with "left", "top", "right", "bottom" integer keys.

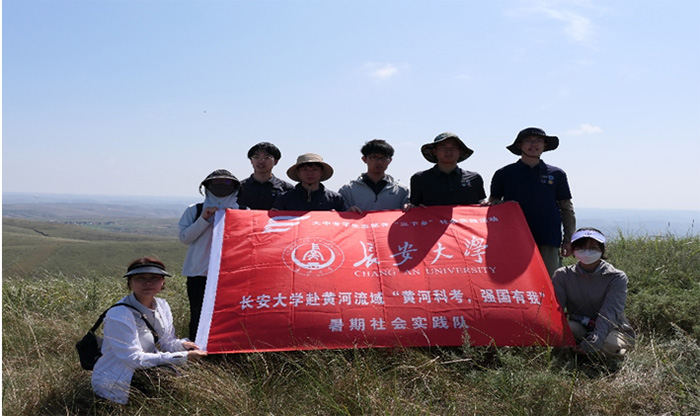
[
  {"left": 91, "top": 294, "right": 188, "bottom": 404},
  {"left": 179, "top": 190, "right": 240, "bottom": 276}
]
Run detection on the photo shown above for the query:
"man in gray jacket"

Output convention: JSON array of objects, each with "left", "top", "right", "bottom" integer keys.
[{"left": 339, "top": 139, "right": 409, "bottom": 214}]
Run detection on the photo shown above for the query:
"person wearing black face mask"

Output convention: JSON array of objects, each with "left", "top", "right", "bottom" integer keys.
[
  {"left": 178, "top": 169, "right": 245, "bottom": 341},
  {"left": 552, "top": 228, "right": 636, "bottom": 357}
]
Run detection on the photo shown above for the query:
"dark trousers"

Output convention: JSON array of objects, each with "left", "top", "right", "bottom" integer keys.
[{"left": 186, "top": 276, "right": 207, "bottom": 341}]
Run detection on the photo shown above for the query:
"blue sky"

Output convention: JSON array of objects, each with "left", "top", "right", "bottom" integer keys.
[{"left": 3, "top": 0, "right": 699, "bottom": 210}]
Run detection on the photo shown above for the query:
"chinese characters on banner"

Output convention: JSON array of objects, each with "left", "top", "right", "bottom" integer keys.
[{"left": 196, "top": 203, "right": 574, "bottom": 353}]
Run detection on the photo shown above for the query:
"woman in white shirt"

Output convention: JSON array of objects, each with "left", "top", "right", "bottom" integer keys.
[{"left": 91, "top": 257, "right": 207, "bottom": 404}]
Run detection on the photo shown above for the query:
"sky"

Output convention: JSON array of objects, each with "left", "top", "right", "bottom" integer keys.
[{"left": 3, "top": 0, "right": 700, "bottom": 211}]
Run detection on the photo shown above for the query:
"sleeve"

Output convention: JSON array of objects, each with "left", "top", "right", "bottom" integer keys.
[
  {"left": 551, "top": 269, "right": 568, "bottom": 314},
  {"left": 475, "top": 174, "right": 487, "bottom": 201},
  {"left": 102, "top": 307, "right": 188, "bottom": 369},
  {"left": 337, "top": 193, "right": 349, "bottom": 211},
  {"left": 235, "top": 185, "right": 249, "bottom": 208},
  {"left": 555, "top": 170, "right": 573, "bottom": 201},
  {"left": 178, "top": 204, "right": 212, "bottom": 245},
  {"left": 400, "top": 184, "right": 410, "bottom": 206},
  {"left": 557, "top": 199, "right": 576, "bottom": 243},
  {"left": 409, "top": 174, "right": 422, "bottom": 205},
  {"left": 155, "top": 299, "right": 188, "bottom": 352},
  {"left": 338, "top": 185, "right": 355, "bottom": 208},
  {"left": 586, "top": 272, "right": 629, "bottom": 352},
  {"left": 489, "top": 169, "right": 504, "bottom": 201}
]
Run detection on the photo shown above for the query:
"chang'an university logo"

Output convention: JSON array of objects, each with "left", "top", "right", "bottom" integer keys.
[{"left": 282, "top": 237, "right": 345, "bottom": 276}]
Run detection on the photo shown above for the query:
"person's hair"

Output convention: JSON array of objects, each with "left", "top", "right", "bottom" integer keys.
[
  {"left": 361, "top": 139, "right": 394, "bottom": 158},
  {"left": 298, "top": 162, "right": 324, "bottom": 171},
  {"left": 126, "top": 257, "right": 166, "bottom": 290},
  {"left": 571, "top": 227, "right": 607, "bottom": 258},
  {"left": 248, "top": 142, "right": 282, "bottom": 160}
]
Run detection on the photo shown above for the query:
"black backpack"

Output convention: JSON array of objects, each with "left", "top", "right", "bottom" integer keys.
[{"left": 76, "top": 303, "right": 159, "bottom": 371}]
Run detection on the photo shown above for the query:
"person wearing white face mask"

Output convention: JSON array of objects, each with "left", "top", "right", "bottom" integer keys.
[
  {"left": 179, "top": 169, "right": 245, "bottom": 341},
  {"left": 552, "top": 228, "right": 636, "bottom": 357}
]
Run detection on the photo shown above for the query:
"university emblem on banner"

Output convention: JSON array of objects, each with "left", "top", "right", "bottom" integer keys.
[{"left": 282, "top": 237, "right": 345, "bottom": 276}]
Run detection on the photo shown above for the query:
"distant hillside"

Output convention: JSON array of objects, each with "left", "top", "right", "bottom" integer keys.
[
  {"left": 2, "top": 218, "right": 186, "bottom": 278},
  {"left": 575, "top": 207, "right": 698, "bottom": 237},
  {"left": 2, "top": 193, "right": 195, "bottom": 236},
  {"left": 3, "top": 192, "right": 699, "bottom": 237},
  {"left": 2, "top": 202, "right": 185, "bottom": 220}
]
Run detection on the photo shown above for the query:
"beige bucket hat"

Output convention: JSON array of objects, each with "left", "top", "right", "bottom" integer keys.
[{"left": 286, "top": 153, "right": 334, "bottom": 182}]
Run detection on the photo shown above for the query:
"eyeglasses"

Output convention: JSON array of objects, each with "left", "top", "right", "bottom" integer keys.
[
  {"left": 367, "top": 156, "right": 391, "bottom": 163},
  {"left": 251, "top": 155, "right": 274, "bottom": 162}
]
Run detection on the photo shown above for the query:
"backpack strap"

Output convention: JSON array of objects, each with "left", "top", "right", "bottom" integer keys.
[
  {"left": 89, "top": 302, "right": 159, "bottom": 344},
  {"left": 194, "top": 203, "right": 204, "bottom": 222}
]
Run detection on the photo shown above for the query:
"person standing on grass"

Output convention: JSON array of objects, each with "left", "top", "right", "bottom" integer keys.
[
  {"left": 552, "top": 228, "right": 636, "bottom": 357},
  {"left": 488, "top": 127, "right": 576, "bottom": 277},
  {"left": 91, "top": 257, "right": 206, "bottom": 405},
  {"left": 407, "top": 132, "right": 486, "bottom": 208},
  {"left": 179, "top": 169, "right": 245, "bottom": 341},
  {"left": 272, "top": 153, "right": 348, "bottom": 211},
  {"left": 338, "top": 139, "right": 409, "bottom": 214},
  {"left": 237, "top": 142, "right": 294, "bottom": 210}
]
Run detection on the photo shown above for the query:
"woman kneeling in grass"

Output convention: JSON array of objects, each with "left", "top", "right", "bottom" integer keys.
[
  {"left": 92, "top": 257, "right": 207, "bottom": 404},
  {"left": 552, "top": 228, "right": 636, "bottom": 357}
]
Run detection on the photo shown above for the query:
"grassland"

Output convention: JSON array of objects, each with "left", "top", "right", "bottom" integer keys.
[
  {"left": 2, "top": 218, "right": 186, "bottom": 278},
  {"left": 2, "top": 219, "right": 699, "bottom": 415}
]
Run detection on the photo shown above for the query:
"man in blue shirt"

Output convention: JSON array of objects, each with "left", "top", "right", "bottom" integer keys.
[{"left": 488, "top": 127, "right": 576, "bottom": 277}]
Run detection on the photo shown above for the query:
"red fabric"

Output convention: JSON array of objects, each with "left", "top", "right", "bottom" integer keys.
[{"left": 203, "top": 203, "right": 574, "bottom": 353}]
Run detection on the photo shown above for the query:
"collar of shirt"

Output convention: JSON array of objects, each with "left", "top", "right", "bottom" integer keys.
[
  {"left": 430, "top": 164, "right": 462, "bottom": 177},
  {"left": 516, "top": 159, "right": 547, "bottom": 172},
  {"left": 125, "top": 293, "right": 161, "bottom": 332},
  {"left": 361, "top": 173, "right": 388, "bottom": 194},
  {"left": 248, "top": 174, "right": 278, "bottom": 185},
  {"left": 295, "top": 182, "right": 325, "bottom": 200}
]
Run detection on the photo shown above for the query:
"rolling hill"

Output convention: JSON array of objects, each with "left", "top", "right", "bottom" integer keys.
[{"left": 2, "top": 218, "right": 186, "bottom": 278}]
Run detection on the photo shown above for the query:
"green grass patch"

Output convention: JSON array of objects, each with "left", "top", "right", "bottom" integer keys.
[{"left": 2, "top": 233, "right": 699, "bottom": 415}]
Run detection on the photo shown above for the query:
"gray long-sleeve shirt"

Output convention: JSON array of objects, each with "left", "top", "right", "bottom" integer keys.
[
  {"left": 338, "top": 174, "right": 409, "bottom": 211},
  {"left": 552, "top": 260, "right": 634, "bottom": 352}
]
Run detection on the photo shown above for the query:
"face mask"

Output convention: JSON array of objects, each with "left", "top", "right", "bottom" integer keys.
[
  {"left": 574, "top": 249, "right": 602, "bottom": 265},
  {"left": 208, "top": 184, "right": 235, "bottom": 198}
]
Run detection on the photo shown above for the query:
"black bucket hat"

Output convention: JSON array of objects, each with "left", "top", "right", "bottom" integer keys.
[
  {"left": 506, "top": 127, "right": 559, "bottom": 155},
  {"left": 420, "top": 132, "right": 474, "bottom": 163},
  {"left": 199, "top": 169, "right": 240, "bottom": 195}
]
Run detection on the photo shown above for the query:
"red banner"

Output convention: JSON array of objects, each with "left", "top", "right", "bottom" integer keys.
[{"left": 196, "top": 203, "right": 574, "bottom": 353}]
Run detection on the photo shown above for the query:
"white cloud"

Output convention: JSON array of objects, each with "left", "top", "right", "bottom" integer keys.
[
  {"left": 567, "top": 123, "right": 602, "bottom": 135},
  {"left": 508, "top": 0, "right": 598, "bottom": 48},
  {"left": 540, "top": 7, "right": 593, "bottom": 46},
  {"left": 364, "top": 62, "right": 399, "bottom": 80}
]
